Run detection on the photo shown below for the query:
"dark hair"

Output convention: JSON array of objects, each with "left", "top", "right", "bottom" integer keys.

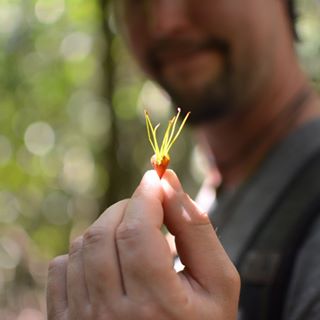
[{"left": 287, "top": 0, "right": 299, "bottom": 40}]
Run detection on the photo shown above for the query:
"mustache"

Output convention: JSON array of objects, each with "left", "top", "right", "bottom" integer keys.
[{"left": 146, "top": 37, "right": 230, "bottom": 68}]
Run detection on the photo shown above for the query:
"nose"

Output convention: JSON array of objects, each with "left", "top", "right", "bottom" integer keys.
[{"left": 147, "top": 0, "right": 189, "bottom": 39}]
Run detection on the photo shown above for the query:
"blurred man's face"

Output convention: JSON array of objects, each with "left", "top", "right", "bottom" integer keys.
[{"left": 118, "top": 0, "right": 281, "bottom": 124}]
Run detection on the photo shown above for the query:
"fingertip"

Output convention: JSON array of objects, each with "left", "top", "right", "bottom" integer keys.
[
  {"left": 134, "top": 170, "right": 163, "bottom": 201},
  {"left": 161, "top": 171, "right": 210, "bottom": 227},
  {"left": 161, "top": 169, "right": 183, "bottom": 194},
  {"left": 162, "top": 169, "right": 176, "bottom": 180},
  {"left": 141, "top": 170, "right": 161, "bottom": 186}
]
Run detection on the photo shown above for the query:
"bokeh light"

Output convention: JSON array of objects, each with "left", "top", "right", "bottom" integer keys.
[
  {"left": 0, "top": 4, "right": 22, "bottom": 35},
  {"left": 35, "top": 0, "right": 65, "bottom": 24},
  {"left": 60, "top": 32, "right": 93, "bottom": 62},
  {"left": 0, "top": 0, "right": 319, "bottom": 318},
  {"left": 24, "top": 122, "right": 55, "bottom": 156},
  {"left": 0, "top": 136, "right": 12, "bottom": 166},
  {"left": 0, "top": 192, "right": 20, "bottom": 224},
  {"left": 62, "top": 146, "right": 95, "bottom": 194}
]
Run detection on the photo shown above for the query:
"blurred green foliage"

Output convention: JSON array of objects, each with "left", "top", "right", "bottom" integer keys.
[{"left": 0, "top": 0, "right": 319, "bottom": 318}]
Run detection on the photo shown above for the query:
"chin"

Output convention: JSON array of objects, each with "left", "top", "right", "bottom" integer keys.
[
  {"left": 168, "top": 97, "right": 230, "bottom": 126},
  {"left": 168, "top": 85, "right": 235, "bottom": 125}
]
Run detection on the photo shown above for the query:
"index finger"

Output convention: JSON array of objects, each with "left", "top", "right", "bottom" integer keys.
[{"left": 116, "top": 170, "right": 184, "bottom": 303}]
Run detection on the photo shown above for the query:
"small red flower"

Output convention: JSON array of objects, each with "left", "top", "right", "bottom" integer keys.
[{"left": 145, "top": 108, "right": 190, "bottom": 178}]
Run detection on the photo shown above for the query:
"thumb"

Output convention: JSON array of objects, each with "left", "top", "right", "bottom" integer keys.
[{"left": 161, "top": 170, "right": 238, "bottom": 294}]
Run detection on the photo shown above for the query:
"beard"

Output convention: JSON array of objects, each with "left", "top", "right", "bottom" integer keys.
[
  {"left": 158, "top": 63, "right": 235, "bottom": 126},
  {"left": 146, "top": 37, "right": 238, "bottom": 126}
]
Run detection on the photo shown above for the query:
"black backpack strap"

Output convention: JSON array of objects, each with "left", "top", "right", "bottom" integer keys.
[{"left": 238, "top": 151, "right": 320, "bottom": 320}]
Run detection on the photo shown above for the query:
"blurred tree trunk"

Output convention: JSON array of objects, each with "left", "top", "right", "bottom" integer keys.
[{"left": 97, "top": 0, "right": 123, "bottom": 210}]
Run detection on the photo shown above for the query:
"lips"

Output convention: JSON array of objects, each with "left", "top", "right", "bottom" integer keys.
[
  {"left": 150, "top": 42, "right": 209, "bottom": 69},
  {"left": 156, "top": 46, "right": 206, "bottom": 66},
  {"left": 147, "top": 38, "right": 229, "bottom": 72}
]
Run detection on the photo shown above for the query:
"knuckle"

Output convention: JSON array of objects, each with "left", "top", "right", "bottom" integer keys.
[
  {"left": 69, "top": 308, "right": 90, "bottom": 320},
  {"left": 122, "top": 301, "right": 159, "bottom": 320},
  {"left": 116, "top": 220, "right": 144, "bottom": 242},
  {"left": 96, "top": 303, "right": 124, "bottom": 320},
  {"left": 84, "top": 306, "right": 93, "bottom": 319},
  {"left": 48, "top": 255, "right": 67, "bottom": 275},
  {"left": 224, "top": 265, "right": 241, "bottom": 293},
  {"left": 92, "top": 309, "right": 112, "bottom": 320},
  {"left": 48, "top": 308, "right": 67, "bottom": 320},
  {"left": 83, "top": 225, "right": 106, "bottom": 248},
  {"left": 139, "top": 303, "right": 159, "bottom": 319},
  {"left": 69, "top": 236, "right": 83, "bottom": 257},
  {"left": 233, "top": 270, "right": 241, "bottom": 293}
]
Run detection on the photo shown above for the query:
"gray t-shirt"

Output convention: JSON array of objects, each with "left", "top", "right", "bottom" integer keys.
[{"left": 210, "top": 119, "right": 320, "bottom": 319}]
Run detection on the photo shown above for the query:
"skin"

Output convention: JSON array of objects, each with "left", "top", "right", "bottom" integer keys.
[
  {"left": 47, "top": 170, "right": 240, "bottom": 320},
  {"left": 48, "top": 0, "right": 320, "bottom": 318},
  {"left": 120, "top": 0, "right": 320, "bottom": 187},
  {"left": 122, "top": 0, "right": 279, "bottom": 114}
]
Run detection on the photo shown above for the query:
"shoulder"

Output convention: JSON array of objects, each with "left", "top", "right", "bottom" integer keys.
[{"left": 283, "top": 214, "right": 320, "bottom": 320}]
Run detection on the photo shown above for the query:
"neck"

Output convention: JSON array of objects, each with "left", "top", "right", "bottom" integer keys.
[{"left": 195, "top": 70, "right": 320, "bottom": 190}]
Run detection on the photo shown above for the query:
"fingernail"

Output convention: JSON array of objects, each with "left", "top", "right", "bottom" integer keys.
[{"left": 161, "top": 170, "right": 183, "bottom": 193}]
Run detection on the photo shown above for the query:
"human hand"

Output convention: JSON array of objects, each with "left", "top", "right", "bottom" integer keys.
[{"left": 47, "top": 170, "right": 240, "bottom": 320}]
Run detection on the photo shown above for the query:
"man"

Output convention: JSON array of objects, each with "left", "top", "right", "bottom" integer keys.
[{"left": 47, "top": 0, "right": 320, "bottom": 319}]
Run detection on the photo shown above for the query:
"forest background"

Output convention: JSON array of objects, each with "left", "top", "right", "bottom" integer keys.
[{"left": 0, "top": 1, "right": 320, "bottom": 319}]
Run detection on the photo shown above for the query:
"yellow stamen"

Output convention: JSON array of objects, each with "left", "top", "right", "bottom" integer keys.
[{"left": 144, "top": 108, "right": 190, "bottom": 165}]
